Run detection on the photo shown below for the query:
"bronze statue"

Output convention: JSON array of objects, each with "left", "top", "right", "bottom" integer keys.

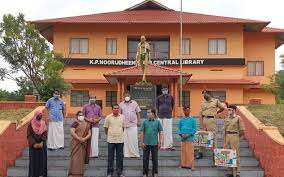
[{"left": 135, "top": 35, "right": 151, "bottom": 84}]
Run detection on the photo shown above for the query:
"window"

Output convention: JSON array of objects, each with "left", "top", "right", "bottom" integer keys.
[
  {"left": 181, "top": 38, "right": 190, "bottom": 55},
  {"left": 106, "top": 38, "right": 117, "bottom": 55},
  {"left": 70, "top": 90, "right": 89, "bottom": 107},
  {"left": 208, "top": 39, "right": 226, "bottom": 54},
  {"left": 247, "top": 61, "right": 264, "bottom": 76},
  {"left": 70, "top": 38, "right": 88, "bottom": 54},
  {"left": 106, "top": 91, "right": 117, "bottom": 107},
  {"left": 211, "top": 91, "right": 226, "bottom": 102},
  {"left": 128, "top": 38, "right": 169, "bottom": 59},
  {"left": 179, "top": 91, "right": 190, "bottom": 107}
]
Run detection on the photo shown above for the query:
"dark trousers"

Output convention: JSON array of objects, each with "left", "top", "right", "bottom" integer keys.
[
  {"left": 107, "top": 143, "right": 124, "bottom": 176},
  {"left": 143, "top": 145, "right": 158, "bottom": 176}
]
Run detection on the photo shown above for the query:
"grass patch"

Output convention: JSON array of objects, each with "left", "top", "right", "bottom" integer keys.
[
  {"left": 0, "top": 108, "right": 34, "bottom": 122},
  {"left": 247, "top": 104, "right": 284, "bottom": 136}
]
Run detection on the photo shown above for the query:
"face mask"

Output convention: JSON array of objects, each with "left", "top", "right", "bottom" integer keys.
[
  {"left": 78, "top": 116, "right": 85, "bottom": 122},
  {"left": 203, "top": 94, "right": 210, "bottom": 101},
  {"left": 147, "top": 112, "right": 153, "bottom": 118},
  {"left": 113, "top": 109, "right": 119, "bottom": 115},
  {"left": 89, "top": 99, "right": 96, "bottom": 104},
  {"left": 36, "top": 114, "right": 42, "bottom": 121},
  {"left": 162, "top": 89, "right": 168, "bottom": 95},
  {"left": 54, "top": 94, "right": 60, "bottom": 99},
  {"left": 124, "top": 96, "right": 130, "bottom": 102}
]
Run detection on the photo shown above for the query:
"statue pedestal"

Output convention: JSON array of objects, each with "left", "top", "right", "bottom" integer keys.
[{"left": 130, "top": 84, "right": 157, "bottom": 118}]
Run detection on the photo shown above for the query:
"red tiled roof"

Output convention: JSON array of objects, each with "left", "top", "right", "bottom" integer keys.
[
  {"left": 34, "top": 10, "right": 266, "bottom": 24},
  {"left": 262, "top": 27, "right": 284, "bottom": 33},
  {"left": 262, "top": 27, "right": 284, "bottom": 48},
  {"left": 188, "top": 79, "right": 259, "bottom": 85},
  {"left": 104, "top": 64, "right": 191, "bottom": 84},
  {"left": 65, "top": 79, "right": 108, "bottom": 84}
]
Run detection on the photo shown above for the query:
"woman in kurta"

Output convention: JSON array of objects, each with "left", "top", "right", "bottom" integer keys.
[
  {"left": 27, "top": 110, "right": 47, "bottom": 177},
  {"left": 178, "top": 106, "right": 197, "bottom": 170},
  {"left": 68, "top": 111, "right": 91, "bottom": 177}
]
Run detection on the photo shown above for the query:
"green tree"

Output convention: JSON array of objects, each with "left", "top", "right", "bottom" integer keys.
[
  {"left": 262, "top": 55, "right": 284, "bottom": 103},
  {"left": 0, "top": 89, "right": 23, "bottom": 101},
  {"left": 0, "top": 13, "right": 69, "bottom": 101}
]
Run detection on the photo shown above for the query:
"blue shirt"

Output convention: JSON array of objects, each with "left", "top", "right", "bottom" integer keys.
[
  {"left": 45, "top": 97, "right": 65, "bottom": 122},
  {"left": 140, "top": 119, "right": 163, "bottom": 145},
  {"left": 178, "top": 116, "right": 197, "bottom": 142}
]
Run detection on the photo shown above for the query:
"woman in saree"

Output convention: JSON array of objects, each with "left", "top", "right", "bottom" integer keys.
[
  {"left": 68, "top": 111, "right": 91, "bottom": 177},
  {"left": 27, "top": 110, "right": 47, "bottom": 177}
]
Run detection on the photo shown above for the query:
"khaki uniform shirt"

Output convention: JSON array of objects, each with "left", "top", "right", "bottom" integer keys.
[
  {"left": 103, "top": 113, "right": 125, "bottom": 143},
  {"left": 201, "top": 98, "right": 224, "bottom": 117},
  {"left": 223, "top": 115, "right": 245, "bottom": 133}
]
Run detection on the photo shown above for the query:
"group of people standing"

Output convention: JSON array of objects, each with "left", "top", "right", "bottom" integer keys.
[{"left": 27, "top": 86, "right": 245, "bottom": 177}]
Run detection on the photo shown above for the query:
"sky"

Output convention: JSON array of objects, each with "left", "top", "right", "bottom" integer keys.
[{"left": 0, "top": 0, "right": 283, "bottom": 91}]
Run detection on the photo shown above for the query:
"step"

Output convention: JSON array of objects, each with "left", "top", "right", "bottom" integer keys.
[
  {"left": 64, "top": 118, "right": 227, "bottom": 125},
  {"left": 21, "top": 147, "right": 254, "bottom": 158},
  {"left": 7, "top": 166, "right": 264, "bottom": 177},
  {"left": 62, "top": 134, "right": 229, "bottom": 143},
  {"left": 15, "top": 157, "right": 259, "bottom": 167},
  {"left": 56, "top": 139, "right": 250, "bottom": 148}
]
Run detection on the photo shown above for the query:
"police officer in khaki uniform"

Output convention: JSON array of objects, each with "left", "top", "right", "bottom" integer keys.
[
  {"left": 197, "top": 90, "right": 225, "bottom": 159},
  {"left": 223, "top": 105, "right": 245, "bottom": 177}
]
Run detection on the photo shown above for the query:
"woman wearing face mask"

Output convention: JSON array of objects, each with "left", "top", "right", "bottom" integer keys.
[
  {"left": 27, "top": 110, "right": 47, "bottom": 177},
  {"left": 68, "top": 111, "right": 91, "bottom": 177}
]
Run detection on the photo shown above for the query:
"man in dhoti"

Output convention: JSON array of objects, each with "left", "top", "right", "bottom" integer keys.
[
  {"left": 156, "top": 84, "right": 175, "bottom": 150},
  {"left": 119, "top": 91, "right": 141, "bottom": 158},
  {"left": 83, "top": 95, "right": 102, "bottom": 158},
  {"left": 46, "top": 90, "right": 66, "bottom": 150}
]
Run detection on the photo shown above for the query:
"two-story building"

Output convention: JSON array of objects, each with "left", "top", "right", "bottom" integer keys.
[{"left": 33, "top": 0, "right": 284, "bottom": 117}]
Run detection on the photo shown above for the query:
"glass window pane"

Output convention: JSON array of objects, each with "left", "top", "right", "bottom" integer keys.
[
  {"left": 106, "top": 39, "right": 112, "bottom": 54},
  {"left": 211, "top": 91, "right": 226, "bottom": 102},
  {"left": 217, "top": 39, "right": 226, "bottom": 54},
  {"left": 80, "top": 39, "right": 88, "bottom": 54},
  {"left": 70, "top": 39, "right": 79, "bottom": 54},
  {"left": 70, "top": 90, "right": 89, "bottom": 107},
  {"left": 182, "top": 39, "right": 190, "bottom": 55},
  {"left": 128, "top": 39, "right": 169, "bottom": 60},
  {"left": 106, "top": 91, "right": 112, "bottom": 97},
  {"left": 112, "top": 39, "right": 117, "bottom": 54},
  {"left": 248, "top": 62, "right": 256, "bottom": 76},
  {"left": 209, "top": 39, "right": 217, "bottom": 54},
  {"left": 255, "top": 62, "right": 264, "bottom": 76},
  {"left": 107, "top": 39, "right": 117, "bottom": 54}
]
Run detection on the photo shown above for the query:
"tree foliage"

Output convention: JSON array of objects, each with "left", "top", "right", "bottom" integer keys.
[
  {"left": 262, "top": 55, "right": 284, "bottom": 103},
  {"left": 0, "top": 13, "right": 70, "bottom": 101}
]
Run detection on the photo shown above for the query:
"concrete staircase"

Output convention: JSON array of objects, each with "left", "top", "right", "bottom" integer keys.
[{"left": 7, "top": 118, "right": 264, "bottom": 177}]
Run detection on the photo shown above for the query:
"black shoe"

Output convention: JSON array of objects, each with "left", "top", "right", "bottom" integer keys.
[
  {"left": 225, "top": 174, "right": 234, "bottom": 177},
  {"left": 236, "top": 174, "right": 240, "bottom": 177},
  {"left": 180, "top": 166, "right": 191, "bottom": 169},
  {"left": 59, "top": 147, "right": 64, "bottom": 149},
  {"left": 196, "top": 152, "right": 203, "bottom": 159}
]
